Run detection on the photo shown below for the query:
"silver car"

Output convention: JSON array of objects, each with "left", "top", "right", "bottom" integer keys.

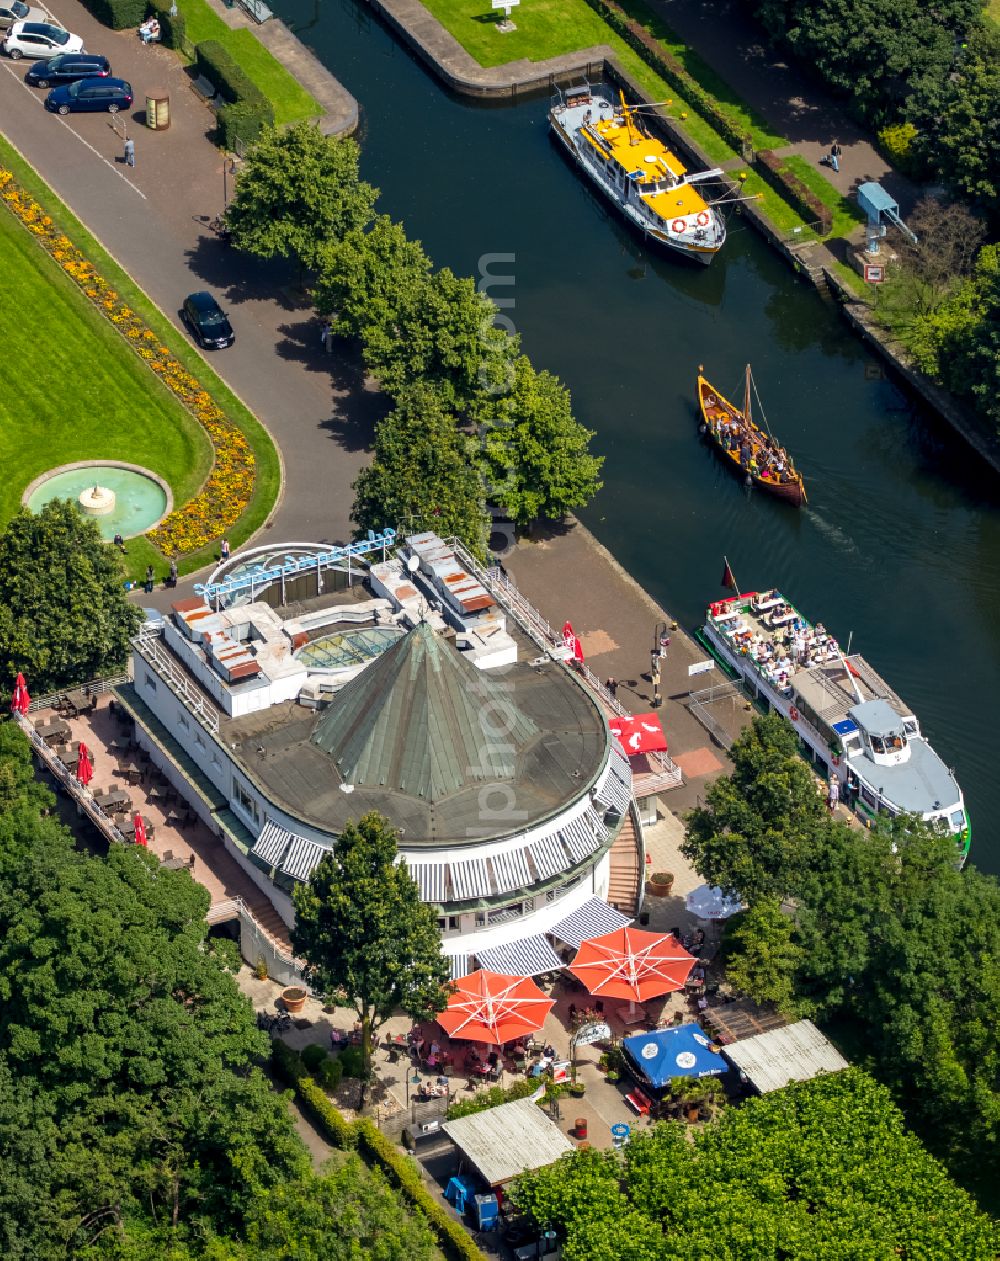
[
  {"left": 3, "top": 19, "right": 82, "bottom": 59},
  {"left": 0, "top": 2, "right": 47, "bottom": 30}
]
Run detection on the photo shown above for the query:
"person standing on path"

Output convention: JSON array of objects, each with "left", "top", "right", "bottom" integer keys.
[
  {"left": 124, "top": 137, "right": 135, "bottom": 168},
  {"left": 144, "top": 564, "right": 155, "bottom": 595},
  {"left": 220, "top": 538, "right": 231, "bottom": 563},
  {"left": 830, "top": 141, "right": 841, "bottom": 173}
]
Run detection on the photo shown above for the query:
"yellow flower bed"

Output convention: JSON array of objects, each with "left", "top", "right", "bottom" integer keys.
[{"left": 0, "top": 169, "right": 255, "bottom": 558}]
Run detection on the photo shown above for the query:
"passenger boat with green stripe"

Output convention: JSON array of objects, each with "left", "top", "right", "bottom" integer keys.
[{"left": 702, "top": 588, "right": 970, "bottom": 865}]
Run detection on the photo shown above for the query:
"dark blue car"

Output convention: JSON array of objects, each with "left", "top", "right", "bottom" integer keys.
[
  {"left": 182, "top": 291, "right": 235, "bottom": 350},
  {"left": 44, "top": 76, "right": 131, "bottom": 114},
  {"left": 26, "top": 53, "right": 110, "bottom": 88}
]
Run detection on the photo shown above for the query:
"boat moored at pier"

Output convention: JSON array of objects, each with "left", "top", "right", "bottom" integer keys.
[
  {"left": 549, "top": 85, "right": 726, "bottom": 264},
  {"left": 702, "top": 589, "right": 970, "bottom": 863}
]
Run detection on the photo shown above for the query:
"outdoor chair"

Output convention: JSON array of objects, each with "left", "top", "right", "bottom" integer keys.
[{"left": 163, "top": 850, "right": 175, "bottom": 863}]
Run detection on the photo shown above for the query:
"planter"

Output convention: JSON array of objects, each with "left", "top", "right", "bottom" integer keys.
[
  {"left": 647, "top": 872, "right": 674, "bottom": 897},
  {"left": 568, "top": 1083, "right": 586, "bottom": 1098},
  {"left": 281, "top": 985, "right": 308, "bottom": 1014}
]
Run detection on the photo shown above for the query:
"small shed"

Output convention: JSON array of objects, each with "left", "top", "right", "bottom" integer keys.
[
  {"left": 722, "top": 1019, "right": 849, "bottom": 1094},
  {"left": 442, "top": 1097, "right": 574, "bottom": 1187}
]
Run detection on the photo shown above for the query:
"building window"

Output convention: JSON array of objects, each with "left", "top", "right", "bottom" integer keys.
[
  {"left": 195, "top": 732, "right": 205, "bottom": 749},
  {"left": 178, "top": 713, "right": 190, "bottom": 731},
  {"left": 144, "top": 672, "right": 157, "bottom": 692},
  {"left": 437, "top": 915, "right": 460, "bottom": 934},
  {"left": 233, "top": 780, "right": 259, "bottom": 824}
]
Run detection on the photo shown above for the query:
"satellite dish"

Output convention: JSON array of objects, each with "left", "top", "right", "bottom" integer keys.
[{"left": 406, "top": 555, "right": 420, "bottom": 573}]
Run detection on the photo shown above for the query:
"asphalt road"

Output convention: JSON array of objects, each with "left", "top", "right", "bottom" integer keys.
[{"left": 0, "top": 1, "right": 380, "bottom": 555}]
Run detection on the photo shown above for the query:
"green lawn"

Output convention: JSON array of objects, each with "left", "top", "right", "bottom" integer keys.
[
  {"left": 0, "top": 136, "right": 281, "bottom": 582},
  {"left": 986, "top": 0, "right": 1000, "bottom": 24},
  {"left": 176, "top": 0, "right": 321, "bottom": 125},
  {"left": 781, "top": 154, "right": 866, "bottom": 238}
]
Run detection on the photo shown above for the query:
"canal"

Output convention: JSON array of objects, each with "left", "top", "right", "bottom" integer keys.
[{"left": 275, "top": 0, "right": 1000, "bottom": 873}]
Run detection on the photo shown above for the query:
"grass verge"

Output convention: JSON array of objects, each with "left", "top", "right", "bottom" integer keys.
[
  {"left": 781, "top": 155, "right": 866, "bottom": 238},
  {"left": 175, "top": 0, "right": 321, "bottom": 125},
  {"left": 0, "top": 133, "right": 281, "bottom": 583}
]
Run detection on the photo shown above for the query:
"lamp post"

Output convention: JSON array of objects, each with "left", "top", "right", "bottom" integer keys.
[{"left": 651, "top": 622, "right": 669, "bottom": 709}]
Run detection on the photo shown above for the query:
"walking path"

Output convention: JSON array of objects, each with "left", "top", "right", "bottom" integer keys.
[
  {"left": 654, "top": 0, "right": 917, "bottom": 217},
  {"left": 0, "top": 0, "right": 372, "bottom": 549}
]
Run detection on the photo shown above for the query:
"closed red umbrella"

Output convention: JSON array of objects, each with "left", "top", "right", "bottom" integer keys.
[
  {"left": 562, "top": 620, "right": 585, "bottom": 664},
  {"left": 132, "top": 813, "right": 148, "bottom": 847},
  {"left": 438, "top": 970, "right": 554, "bottom": 1046},
  {"left": 76, "top": 742, "right": 94, "bottom": 787},
  {"left": 10, "top": 672, "right": 30, "bottom": 715},
  {"left": 569, "top": 926, "right": 694, "bottom": 1004}
]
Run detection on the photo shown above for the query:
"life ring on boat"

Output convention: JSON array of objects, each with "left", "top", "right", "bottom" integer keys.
[
  {"left": 789, "top": 705, "right": 800, "bottom": 722},
  {"left": 671, "top": 218, "right": 687, "bottom": 234},
  {"left": 832, "top": 755, "right": 841, "bottom": 766},
  {"left": 697, "top": 211, "right": 710, "bottom": 226}
]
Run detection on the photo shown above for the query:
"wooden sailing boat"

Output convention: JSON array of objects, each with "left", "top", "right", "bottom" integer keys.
[{"left": 696, "top": 364, "right": 807, "bottom": 506}]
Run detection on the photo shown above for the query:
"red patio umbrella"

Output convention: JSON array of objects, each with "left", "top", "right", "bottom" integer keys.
[
  {"left": 76, "top": 742, "right": 94, "bottom": 787},
  {"left": 568, "top": 926, "right": 694, "bottom": 1004},
  {"left": 10, "top": 672, "right": 30, "bottom": 716},
  {"left": 609, "top": 712, "right": 668, "bottom": 756},
  {"left": 132, "top": 813, "right": 148, "bottom": 847},
  {"left": 437, "top": 970, "right": 554, "bottom": 1046}
]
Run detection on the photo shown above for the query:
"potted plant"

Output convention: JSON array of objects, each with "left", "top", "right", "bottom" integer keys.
[
  {"left": 606, "top": 1069, "right": 620, "bottom": 1083},
  {"left": 567, "top": 1081, "right": 586, "bottom": 1098},
  {"left": 647, "top": 871, "right": 674, "bottom": 897},
  {"left": 281, "top": 985, "right": 308, "bottom": 1014},
  {"left": 254, "top": 957, "right": 268, "bottom": 981}
]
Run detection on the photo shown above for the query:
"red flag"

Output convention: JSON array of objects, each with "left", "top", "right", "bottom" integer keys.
[
  {"left": 133, "top": 813, "right": 148, "bottom": 847},
  {"left": 721, "top": 557, "right": 738, "bottom": 592}
]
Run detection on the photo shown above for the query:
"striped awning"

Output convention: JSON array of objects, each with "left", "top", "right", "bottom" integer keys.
[
  {"left": 252, "top": 821, "right": 327, "bottom": 882},
  {"left": 550, "top": 896, "right": 632, "bottom": 949},
  {"left": 444, "top": 953, "right": 472, "bottom": 980},
  {"left": 477, "top": 934, "right": 563, "bottom": 977},
  {"left": 253, "top": 820, "right": 291, "bottom": 867}
]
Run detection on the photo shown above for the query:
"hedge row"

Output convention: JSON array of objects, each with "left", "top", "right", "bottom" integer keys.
[
  {"left": 756, "top": 150, "right": 833, "bottom": 235},
  {"left": 271, "top": 1042, "right": 488, "bottom": 1261},
  {"left": 582, "top": 0, "right": 752, "bottom": 155},
  {"left": 77, "top": 0, "right": 145, "bottom": 29},
  {"left": 195, "top": 40, "right": 274, "bottom": 150},
  {"left": 152, "top": 5, "right": 186, "bottom": 51}
]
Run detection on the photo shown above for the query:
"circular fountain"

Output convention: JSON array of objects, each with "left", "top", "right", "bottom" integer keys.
[
  {"left": 79, "top": 484, "right": 117, "bottom": 517},
  {"left": 23, "top": 461, "right": 172, "bottom": 540}
]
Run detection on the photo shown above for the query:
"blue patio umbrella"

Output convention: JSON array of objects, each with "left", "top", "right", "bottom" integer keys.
[{"left": 622, "top": 1023, "right": 726, "bottom": 1090}]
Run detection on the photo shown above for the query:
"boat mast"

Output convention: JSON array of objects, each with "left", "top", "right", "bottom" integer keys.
[
  {"left": 744, "top": 363, "right": 752, "bottom": 424},
  {"left": 619, "top": 90, "right": 639, "bottom": 146}
]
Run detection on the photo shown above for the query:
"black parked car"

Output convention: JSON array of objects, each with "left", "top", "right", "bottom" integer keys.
[
  {"left": 26, "top": 52, "right": 110, "bottom": 88},
  {"left": 44, "top": 76, "right": 131, "bottom": 114},
  {"left": 182, "top": 291, "right": 235, "bottom": 350}
]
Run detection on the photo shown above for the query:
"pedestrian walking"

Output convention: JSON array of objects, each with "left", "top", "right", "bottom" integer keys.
[
  {"left": 124, "top": 137, "right": 135, "bottom": 168},
  {"left": 606, "top": 677, "right": 618, "bottom": 698},
  {"left": 830, "top": 141, "right": 841, "bottom": 173},
  {"left": 144, "top": 564, "right": 155, "bottom": 594},
  {"left": 828, "top": 776, "right": 840, "bottom": 811},
  {"left": 220, "top": 538, "right": 231, "bottom": 563},
  {"left": 320, "top": 320, "right": 333, "bottom": 352},
  {"left": 168, "top": 558, "right": 178, "bottom": 588}
]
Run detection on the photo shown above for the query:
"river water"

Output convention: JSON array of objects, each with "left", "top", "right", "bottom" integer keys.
[{"left": 273, "top": 0, "right": 1000, "bottom": 874}]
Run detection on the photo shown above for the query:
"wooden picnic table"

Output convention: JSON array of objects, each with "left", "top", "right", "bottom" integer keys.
[
  {"left": 35, "top": 718, "right": 71, "bottom": 741},
  {"left": 120, "top": 821, "right": 155, "bottom": 842},
  {"left": 161, "top": 857, "right": 187, "bottom": 871},
  {"left": 148, "top": 784, "right": 175, "bottom": 804}
]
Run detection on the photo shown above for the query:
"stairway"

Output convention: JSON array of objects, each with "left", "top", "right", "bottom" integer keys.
[{"left": 607, "top": 810, "right": 641, "bottom": 917}]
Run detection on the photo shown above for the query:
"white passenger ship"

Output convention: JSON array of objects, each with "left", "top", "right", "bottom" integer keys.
[
  {"left": 549, "top": 84, "right": 726, "bottom": 264},
  {"left": 702, "top": 589, "right": 970, "bottom": 863}
]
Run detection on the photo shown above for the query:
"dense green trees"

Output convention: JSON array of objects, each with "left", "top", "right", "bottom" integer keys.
[
  {"left": 682, "top": 712, "right": 1000, "bottom": 1198},
  {"left": 0, "top": 500, "right": 142, "bottom": 696},
  {"left": 224, "top": 124, "right": 377, "bottom": 274},
  {"left": 291, "top": 812, "right": 449, "bottom": 1088},
  {"left": 0, "top": 727, "right": 441, "bottom": 1258},
  {"left": 513, "top": 1071, "right": 998, "bottom": 1258},
  {"left": 228, "top": 130, "right": 603, "bottom": 549},
  {"left": 352, "top": 384, "right": 490, "bottom": 554},
  {"left": 748, "top": 1, "right": 997, "bottom": 203}
]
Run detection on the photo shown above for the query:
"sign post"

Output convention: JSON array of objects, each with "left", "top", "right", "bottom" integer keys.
[{"left": 491, "top": 0, "right": 519, "bottom": 31}]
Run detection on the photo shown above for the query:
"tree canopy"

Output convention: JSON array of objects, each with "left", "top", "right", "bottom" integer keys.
[
  {"left": 480, "top": 356, "right": 604, "bottom": 526},
  {"left": 291, "top": 811, "right": 449, "bottom": 1086},
  {"left": 224, "top": 124, "right": 378, "bottom": 274},
  {"left": 682, "top": 712, "right": 1000, "bottom": 1200},
  {"left": 512, "top": 1070, "right": 998, "bottom": 1258},
  {"left": 351, "top": 382, "right": 489, "bottom": 556},
  {"left": 0, "top": 500, "right": 142, "bottom": 696}
]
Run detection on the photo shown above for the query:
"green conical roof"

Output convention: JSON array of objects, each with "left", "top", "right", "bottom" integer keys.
[{"left": 311, "top": 623, "right": 539, "bottom": 802}]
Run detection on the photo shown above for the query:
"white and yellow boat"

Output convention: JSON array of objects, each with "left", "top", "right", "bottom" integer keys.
[{"left": 549, "top": 84, "right": 726, "bottom": 264}]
